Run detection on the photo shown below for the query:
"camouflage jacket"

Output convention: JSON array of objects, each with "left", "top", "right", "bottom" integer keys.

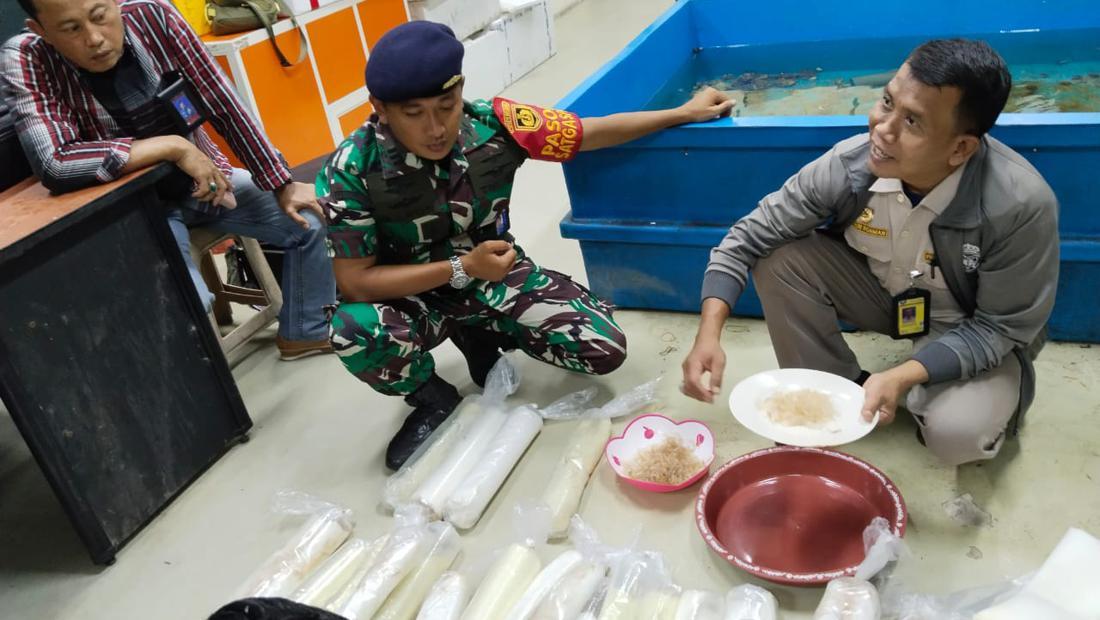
[{"left": 318, "top": 98, "right": 583, "bottom": 266}]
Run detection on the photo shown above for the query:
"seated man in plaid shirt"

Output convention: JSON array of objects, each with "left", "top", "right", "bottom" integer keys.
[{"left": 1, "top": 0, "right": 336, "bottom": 360}]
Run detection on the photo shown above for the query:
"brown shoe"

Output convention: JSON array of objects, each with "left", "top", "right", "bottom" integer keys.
[{"left": 276, "top": 335, "right": 333, "bottom": 361}]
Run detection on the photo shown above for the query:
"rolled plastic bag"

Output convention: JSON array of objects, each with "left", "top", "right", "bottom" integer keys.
[
  {"left": 239, "top": 491, "right": 355, "bottom": 598},
  {"left": 444, "top": 405, "right": 544, "bottom": 529},
  {"left": 506, "top": 550, "right": 585, "bottom": 619},
  {"left": 639, "top": 588, "right": 681, "bottom": 619},
  {"left": 417, "top": 572, "right": 471, "bottom": 620},
  {"left": 462, "top": 543, "right": 544, "bottom": 620},
  {"left": 383, "top": 397, "right": 483, "bottom": 510},
  {"left": 293, "top": 537, "right": 370, "bottom": 608},
  {"left": 813, "top": 578, "right": 880, "bottom": 619},
  {"left": 338, "top": 522, "right": 437, "bottom": 620},
  {"left": 676, "top": 590, "right": 726, "bottom": 620},
  {"left": 531, "top": 558, "right": 608, "bottom": 620},
  {"left": 543, "top": 417, "right": 612, "bottom": 539},
  {"left": 598, "top": 551, "right": 673, "bottom": 620},
  {"left": 326, "top": 534, "right": 391, "bottom": 612},
  {"left": 725, "top": 584, "right": 777, "bottom": 620},
  {"left": 414, "top": 406, "right": 509, "bottom": 517},
  {"left": 376, "top": 522, "right": 463, "bottom": 620}
]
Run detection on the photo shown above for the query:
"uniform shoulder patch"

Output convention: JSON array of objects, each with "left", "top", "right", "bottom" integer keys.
[{"left": 492, "top": 97, "right": 583, "bottom": 162}]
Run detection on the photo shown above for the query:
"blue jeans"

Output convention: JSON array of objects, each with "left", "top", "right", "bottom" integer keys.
[{"left": 166, "top": 168, "right": 335, "bottom": 341}]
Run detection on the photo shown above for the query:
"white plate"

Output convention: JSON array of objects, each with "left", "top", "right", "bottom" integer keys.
[{"left": 728, "top": 368, "right": 878, "bottom": 447}]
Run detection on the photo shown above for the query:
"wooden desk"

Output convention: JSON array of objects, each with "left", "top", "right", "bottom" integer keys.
[{"left": 0, "top": 166, "right": 252, "bottom": 565}]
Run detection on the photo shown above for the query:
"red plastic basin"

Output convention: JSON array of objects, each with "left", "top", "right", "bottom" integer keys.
[{"left": 695, "top": 446, "right": 906, "bottom": 586}]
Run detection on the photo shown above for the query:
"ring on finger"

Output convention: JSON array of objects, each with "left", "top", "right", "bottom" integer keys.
[{"left": 208, "top": 181, "right": 218, "bottom": 193}]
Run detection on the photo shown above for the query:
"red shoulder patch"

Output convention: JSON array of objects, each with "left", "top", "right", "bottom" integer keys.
[{"left": 493, "top": 97, "right": 583, "bottom": 162}]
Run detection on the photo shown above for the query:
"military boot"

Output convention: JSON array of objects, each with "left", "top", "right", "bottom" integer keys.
[
  {"left": 385, "top": 374, "right": 462, "bottom": 470},
  {"left": 450, "top": 326, "right": 519, "bottom": 388}
]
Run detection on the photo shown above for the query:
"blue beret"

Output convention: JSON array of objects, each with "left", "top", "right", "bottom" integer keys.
[{"left": 366, "top": 21, "right": 465, "bottom": 103}]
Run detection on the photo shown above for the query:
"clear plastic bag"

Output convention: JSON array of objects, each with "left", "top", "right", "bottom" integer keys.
[
  {"left": 325, "top": 534, "right": 390, "bottom": 613},
  {"left": 337, "top": 521, "right": 439, "bottom": 620},
  {"left": 725, "top": 584, "right": 777, "bottom": 620},
  {"left": 589, "top": 377, "right": 661, "bottom": 420},
  {"left": 855, "top": 517, "right": 906, "bottom": 581},
  {"left": 675, "top": 590, "right": 726, "bottom": 620},
  {"left": 481, "top": 354, "right": 522, "bottom": 407},
  {"left": 597, "top": 550, "right": 675, "bottom": 619},
  {"left": 813, "top": 578, "right": 880, "bottom": 620},
  {"left": 505, "top": 549, "right": 587, "bottom": 619},
  {"left": 238, "top": 491, "right": 356, "bottom": 598},
  {"left": 414, "top": 406, "right": 509, "bottom": 518},
  {"left": 461, "top": 543, "right": 544, "bottom": 620},
  {"left": 383, "top": 397, "right": 483, "bottom": 511},
  {"left": 459, "top": 502, "right": 555, "bottom": 620},
  {"left": 293, "top": 537, "right": 370, "bottom": 608},
  {"left": 531, "top": 558, "right": 608, "bottom": 620},
  {"left": 539, "top": 387, "right": 599, "bottom": 420},
  {"left": 444, "top": 405, "right": 544, "bottom": 529},
  {"left": 543, "top": 417, "right": 612, "bottom": 539},
  {"left": 375, "top": 522, "right": 463, "bottom": 620},
  {"left": 386, "top": 356, "right": 520, "bottom": 513},
  {"left": 417, "top": 571, "right": 471, "bottom": 620}
]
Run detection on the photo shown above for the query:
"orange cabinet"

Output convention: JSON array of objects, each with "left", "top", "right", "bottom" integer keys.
[{"left": 201, "top": 0, "right": 408, "bottom": 167}]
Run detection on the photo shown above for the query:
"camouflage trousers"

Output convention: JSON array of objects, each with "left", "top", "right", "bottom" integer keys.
[{"left": 330, "top": 257, "right": 627, "bottom": 396}]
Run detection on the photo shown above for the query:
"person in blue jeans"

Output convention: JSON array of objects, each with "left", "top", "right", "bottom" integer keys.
[
  {"left": 166, "top": 168, "right": 335, "bottom": 359},
  {"left": 1, "top": 0, "right": 336, "bottom": 359}
]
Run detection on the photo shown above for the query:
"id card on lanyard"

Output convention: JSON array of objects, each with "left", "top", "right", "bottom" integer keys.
[{"left": 891, "top": 269, "right": 932, "bottom": 339}]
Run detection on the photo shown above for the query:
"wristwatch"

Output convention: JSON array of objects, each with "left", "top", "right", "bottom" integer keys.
[{"left": 449, "top": 255, "right": 470, "bottom": 289}]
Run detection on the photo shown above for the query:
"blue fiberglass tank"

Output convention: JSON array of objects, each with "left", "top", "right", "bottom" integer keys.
[{"left": 558, "top": 0, "right": 1100, "bottom": 342}]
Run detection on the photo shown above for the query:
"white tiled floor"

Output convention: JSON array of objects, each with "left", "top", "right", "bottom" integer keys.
[{"left": 2, "top": 1, "right": 1099, "bottom": 618}]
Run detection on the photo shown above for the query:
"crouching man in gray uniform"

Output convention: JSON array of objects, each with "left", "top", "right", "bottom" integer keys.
[{"left": 681, "top": 39, "right": 1059, "bottom": 466}]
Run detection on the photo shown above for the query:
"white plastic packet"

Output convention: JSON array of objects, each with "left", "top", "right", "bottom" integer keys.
[
  {"left": 238, "top": 491, "right": 355, "bottom": 599},
  {"left": 531, "top": 558, "right": 608, "bottom": 620},
  {"left": 414, "top": 406, "right": 509, "bottom": 518},
  {"left": 543, "top": 417, "right": 612, "bottom": 539},
  {"left": 462, "top": 543, "right": 544, "bottom": 620},
  {"left": 444, "top": 405, "right": 544, "bottom": 529},
  {"left": 412, "top": 358, "right": 520, "bottom": 517},
  {"left": 676, "top": 590, "right": 726, "bottom": 620},
  {"left": 383, "top": 397, "right": 483, "bottom": 511},
  {"left": 598, "top": 550, "right": 675, "bottom": 619},
  {"left": 724, "top": 584, "right": 777, "bottom": 620},
  {"left": 292, "top": 537, "right": 370, "bottom": 608},
  {"left": 417, "top": 572, "right": 471, "bottom": 620},
  {"left": 375, "top": 522, "right": 463, "bottom": 620},
  {"left": 459, "top": 501, "right": 555, "bottom": 620},
  {"left": 812, "top": 578, "right": 880, "bottom": 619},
  {"left": 324, "top": 534, "right": 390, "bottom": 612},
  {"left": 505, "top": 549, "right": 587, "bottom": 619},
  {"left": 337, "top": 519, "right": 440, "bottom": 620}
]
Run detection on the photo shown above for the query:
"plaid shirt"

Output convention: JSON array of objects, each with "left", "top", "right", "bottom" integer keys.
[{"left": 0, "top": 0, "right": 290, "bottom": 194}]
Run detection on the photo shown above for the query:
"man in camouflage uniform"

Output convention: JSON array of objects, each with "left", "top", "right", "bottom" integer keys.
[{"left": 317, "top": 21, "right": 732, "bottom": 468}]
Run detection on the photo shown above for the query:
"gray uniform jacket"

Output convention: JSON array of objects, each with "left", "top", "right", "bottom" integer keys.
[{"left": 703, "top": 133, "right": 1059, "bottom": 429}]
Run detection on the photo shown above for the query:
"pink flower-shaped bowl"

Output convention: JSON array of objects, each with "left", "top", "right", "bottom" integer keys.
[{"left": 605, "top": 414, "right": 716, "bottom": 493}]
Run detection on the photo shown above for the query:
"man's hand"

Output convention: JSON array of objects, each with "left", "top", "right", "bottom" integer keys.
[
  {"left": 678, "top": 87, "right": 735, "bottom": 123},
  {"left": 173, "top": 139, "right": 231, "bottom": 205},
  {"left": 461, "top": 240, "right": 517, "bottom": 282},
  {"left": 681, "top": 337, "right": 726, "bottom": 404},
  {"left": 275, "top": 181, "right": 325, "bottom": 229},
  {"left": 861, "top": 360, "right": 930, "bottom": 425}
]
